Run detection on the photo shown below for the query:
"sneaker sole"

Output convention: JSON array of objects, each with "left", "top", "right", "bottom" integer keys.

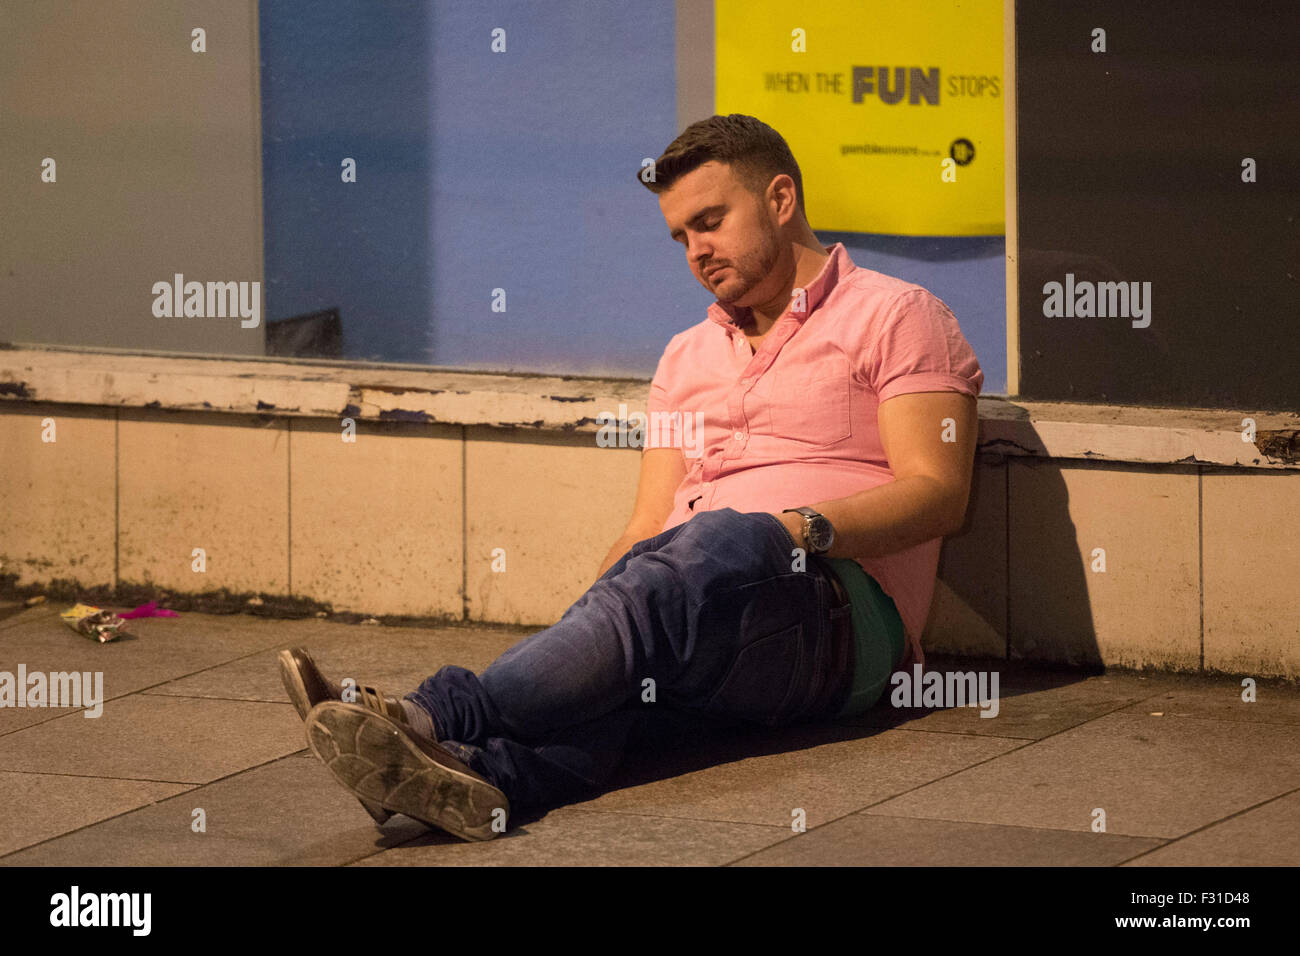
[
  {"left": 278, "top": 650, "right": 394, "bottom": 826},
  {"left": 305, "top": 701, "right": 509, "bottom": 842}
]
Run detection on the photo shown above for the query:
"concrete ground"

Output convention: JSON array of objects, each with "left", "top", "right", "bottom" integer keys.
[{"left": 1, "top": 599, "right": 1298, "bottom": 867}]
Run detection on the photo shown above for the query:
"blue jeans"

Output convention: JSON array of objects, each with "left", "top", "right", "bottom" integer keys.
[{"left": 404, "top": 507, "right": 850, "bottom": 814}]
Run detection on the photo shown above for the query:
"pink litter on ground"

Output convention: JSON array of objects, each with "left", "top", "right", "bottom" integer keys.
[{"left": 118, "top": 601, "right": 180, "bottom": 620}]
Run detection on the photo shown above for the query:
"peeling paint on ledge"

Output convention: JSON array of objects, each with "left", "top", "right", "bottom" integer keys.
[
  {"left": 1257, "top": 429, "right": 1300, "bottom": 464},
  {"left": 359, "top": 383, "right": 445, "bottom": 397},
  {"left": 3, "top": 347, "right": 1296, "bottom": 469},
  {"left": 379, "top": 408, "right": 433, "bottom": 423}
]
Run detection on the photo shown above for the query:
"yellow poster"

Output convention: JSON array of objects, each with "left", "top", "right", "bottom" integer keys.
[{"left": 715, "top": 0, "right": 1004, "bottom": 236}]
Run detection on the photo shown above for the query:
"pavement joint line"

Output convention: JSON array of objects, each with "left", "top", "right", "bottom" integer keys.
[
  {"left": 0, "top": 691, "right": 297, "bottom": 741},
  {"left": 1111, "top": 784, "right": 1300, "bottom": 866},
  {"left": 854, "top": 809, "right": 1173, "bottom": 841},
  {"left": 853, "top": 695, "right": 1300, "bottom": 735},
  {"left": 851, "top": 724, "right": 1040, "bottom": 740},
  {"left": 1, "top": 768, "right": 199, "bottom": 786},
  {"left": 115, "top": 641, "right": 309, "bottom": 697},
  {"left": 0, "top": 609, "right": 62, "bottom": 632},
  {"left": 552, "top": 805, "right": 788, "bottom": 829},
  {"left": 139, "top": 690, "right": 295, "bottom": 705},
  {"left": 0, "top": 782, "right": 202, "bottom": 863},
  {"left": 0, "top": 709, "right": 76, "bottom": 738},
  {"left": 0, "top": 749, "right": 309, "bottom": 862}
]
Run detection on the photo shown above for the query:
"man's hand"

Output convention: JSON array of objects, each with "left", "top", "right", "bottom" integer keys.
[
  {"left": 595, "top": 447, "right": 685, "bottom": 584},
  {"left": 775, "top": 510, "right": 805, "bottom": 550},
  {"left": 595, "top": 530, "right": 644, "bottom": 582}
]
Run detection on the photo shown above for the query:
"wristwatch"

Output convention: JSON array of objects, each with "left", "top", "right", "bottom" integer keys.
[{"left": 782, "top": 506, "right": 835, "bottom": 555}]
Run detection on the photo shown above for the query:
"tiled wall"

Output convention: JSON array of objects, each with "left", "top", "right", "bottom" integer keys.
[{"left": 2, "top": 403, "right": 1296, "bottom": 678}]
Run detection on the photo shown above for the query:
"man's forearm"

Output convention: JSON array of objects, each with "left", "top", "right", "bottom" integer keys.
[{"left": 776, "top": 475, "right": 963, "bottom": 561}]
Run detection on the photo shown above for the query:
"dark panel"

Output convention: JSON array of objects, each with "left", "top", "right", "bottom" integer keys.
[{"left": 1016, "top": 0, "right": 1299, "bottom": 410}]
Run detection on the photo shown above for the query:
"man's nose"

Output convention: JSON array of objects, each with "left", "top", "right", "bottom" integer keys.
[{"left": 687, "top": 236, "right": 713, "bottom": 266}]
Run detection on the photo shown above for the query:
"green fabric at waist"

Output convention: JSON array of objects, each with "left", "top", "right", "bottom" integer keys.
[{"left": 823, "top": 557, "right": 905, "bottom": 717}]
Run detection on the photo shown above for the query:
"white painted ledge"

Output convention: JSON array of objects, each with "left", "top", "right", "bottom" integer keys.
[{"left": 1, "top": 345, "right": 1297, "bottom": 469}]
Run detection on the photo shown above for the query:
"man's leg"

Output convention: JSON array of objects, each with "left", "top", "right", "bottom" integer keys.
[{"left": 403, "top": 507, "right": 846, "bottom": 815}]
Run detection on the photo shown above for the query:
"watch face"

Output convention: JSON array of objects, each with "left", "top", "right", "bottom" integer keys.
[{"left": 808, "top": 515, "right": 834, "bottom": 552}]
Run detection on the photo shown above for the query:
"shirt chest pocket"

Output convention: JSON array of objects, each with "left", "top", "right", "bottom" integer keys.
[{"left": 768, "top": 353, "right": 853, "bottom": 446}]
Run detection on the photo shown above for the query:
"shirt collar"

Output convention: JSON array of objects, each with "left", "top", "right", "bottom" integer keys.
[{"left": 706, "top": 242, "right": 853, "bottom": 331}]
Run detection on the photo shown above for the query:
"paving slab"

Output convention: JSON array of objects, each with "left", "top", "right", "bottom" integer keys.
[
  {"left": 1123, "top": 789, "right": 1300, "bottom": 866},
  {"left": 0, "top": 755, "right": 429, "bottom": 866},
  {"left": 0, "top": 598, "right": 34, "bottom": 628},
  {"left": 0, "top": 771, "right": 192, "bottom": 858},
  {"left": 732, "top": 813, "right": 1165, "bottom": 866},
  {"left": 0, "top": 603, "right": 62, "bottom": 633},
  {"left": 1114, "top": 680, "right": 1300, "bottom": 726},
  {"left": 0, "top": 695, "right": 302, "bottom": 783},
  {"left": 140, "top": 622, "right": 528, "bottom": 704},
  {"left": 350, "top": 806, "right": 790, "bottom": 866},
  {"left": 569, "top": 723, "right": 1020, "bottom": 828},
  {"left": 865, "top": 711, "right": 1300, "bottom": 839},
  {"left": 0, "top": 609, "right": 334, "bottom": 737}
]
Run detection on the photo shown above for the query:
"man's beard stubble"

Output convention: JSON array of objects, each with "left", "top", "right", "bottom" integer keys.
[{"left": 714, "top": 219, "right": 782, "bottom": 313}]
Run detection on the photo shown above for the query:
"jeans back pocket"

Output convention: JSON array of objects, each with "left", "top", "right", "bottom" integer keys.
[{"left": 705, "top": 621, "right": 804, "bottom": 726}]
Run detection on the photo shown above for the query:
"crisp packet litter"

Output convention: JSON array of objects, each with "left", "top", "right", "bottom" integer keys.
[{"left": 60, "top": 603, "right": 129, "bottom": 643}]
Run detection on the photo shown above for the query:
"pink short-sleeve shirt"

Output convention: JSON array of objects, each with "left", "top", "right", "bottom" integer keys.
[{"left": 644, "top": 243, "right": 984, "bottom": 669}]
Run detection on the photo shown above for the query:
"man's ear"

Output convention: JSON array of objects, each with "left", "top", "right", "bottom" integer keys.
[{"left": 768, "top": 174, "right": 799, "bottom": 225}]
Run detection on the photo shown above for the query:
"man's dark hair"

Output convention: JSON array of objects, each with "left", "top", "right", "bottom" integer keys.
[{"left": 638, "top": 113, "right": 806, "bottom": 218}]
